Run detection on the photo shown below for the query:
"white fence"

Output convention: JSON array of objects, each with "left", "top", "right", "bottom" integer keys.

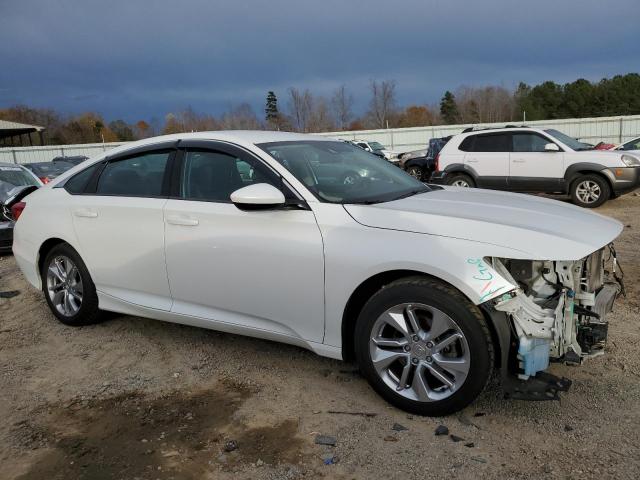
[
  {"left": 0, "top": 142, "right": 126, "bottom": 165},
  {"left": 318, "top": 114, "right": 640, "bottom": 153},
  {"left": 1, "top": 114, "right": 639, "bottom": 164}
]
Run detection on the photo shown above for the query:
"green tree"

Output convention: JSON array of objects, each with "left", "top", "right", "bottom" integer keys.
[
  {"left": 439, "top": 91, "right": 459, "bottom": 124},
  {"left": 265, "top": 91, "right": 279, "bottom": 123},
  {"left": 109, "top": 119, "right": 135, "bottom": 141}
]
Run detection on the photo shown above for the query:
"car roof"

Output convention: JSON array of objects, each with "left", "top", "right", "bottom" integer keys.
[
  {"left": 97, "top": 130, "right": 335, "bottom": 158},
  {"left": 458, "top": 126, "right": 545, "bottom": 136},
  {"left": 0, "top": 162, "right": 27, "bottom": 168}
]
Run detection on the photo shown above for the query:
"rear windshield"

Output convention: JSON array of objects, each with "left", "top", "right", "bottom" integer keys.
[{"left": 30, "top": 162, "right": 73, "bottom": 175}]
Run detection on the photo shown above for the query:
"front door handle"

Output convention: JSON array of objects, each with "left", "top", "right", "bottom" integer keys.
[
  {"left": 73, "top": 208, "right": 98, "bottom": 218},
  {"left": 166, "top": 215, "right": 199, "bottom": 226},
  {"left": 512, "top": 159, "right": 526, "bottom": 163}
]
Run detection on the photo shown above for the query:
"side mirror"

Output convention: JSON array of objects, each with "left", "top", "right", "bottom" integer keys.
[
  {"left": 230, "top": 183, "right": 285, "bottom": 210},
  {"left": 544, "top": 143, "right": 560, "bottom": 152}
]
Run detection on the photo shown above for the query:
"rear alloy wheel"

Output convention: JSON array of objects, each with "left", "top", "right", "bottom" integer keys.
[
  {"left": 446, "top": 173, "right": 475, "bottom": 188},
  {"left": 355, "top": 277, "right": 493, "bottom": 416},
  {"left": 47, "top": 255, "right": 83, "bottom": 317},
  {"left": 406, "top": 165, "right": 423, "bottom": 181},
  {"left": 42, "top": 243, "right": 101, "bottom": 326},
  {"left": 570, "top": 174, "right": 610, "bottom": 208}
]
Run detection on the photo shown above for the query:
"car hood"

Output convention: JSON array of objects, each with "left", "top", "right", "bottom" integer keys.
[{"left": 344, "top": 187, "right": 623, "bottom": 260}]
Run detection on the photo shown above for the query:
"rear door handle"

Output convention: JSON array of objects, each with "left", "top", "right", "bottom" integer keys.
[
  {"left": 166, "top": 215, "right": 199, "bottom": 226},
  {"left": 73, "top": 208, "right": 98, "bottom": 218},
  {"left": 466, "top": 159, "right": 478, "bottom": 163},
  {"left": 512, "top": 159, "right": 526, "bottom": 163}
]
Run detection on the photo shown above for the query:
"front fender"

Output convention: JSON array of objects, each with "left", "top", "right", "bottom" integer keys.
[
  {"left": 315, "top": 203, "right": 521, "bottom": 348},
  {"left": 564, "top": 162, "right": 614, "bottom": 186}
]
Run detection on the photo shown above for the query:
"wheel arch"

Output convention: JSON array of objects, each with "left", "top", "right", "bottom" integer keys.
[
  {"left": 37, "top": 237, "right": 77, "bottom": 286},
  {"left": 443, "top": 163, "right": 478, "bottom": 181},
  {"left": 564, "top": 163, "right": 615, "bottom": 197},
  {"left": 340, "top": 269, "right": 503, "bottom": 368}
]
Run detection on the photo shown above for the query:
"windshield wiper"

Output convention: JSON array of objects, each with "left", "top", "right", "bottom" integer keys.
[
  {"left": 388, "top": 188, "right": 430, "bottom": 202},
  {"left": 347, "top": 199, "right": 386, "bottom": 205}
]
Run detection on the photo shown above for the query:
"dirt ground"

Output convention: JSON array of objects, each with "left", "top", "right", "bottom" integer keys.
[{"left": 1, "top": 193, "right": 639, "bottom": 480}]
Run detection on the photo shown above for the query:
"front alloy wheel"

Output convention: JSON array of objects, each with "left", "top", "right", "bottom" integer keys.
[
  {"left": 575, "top": 180, "right": 601, "bottom": 204},
  {"left": 355, "top": 277, "right": 493, "bottom": 416},
  {"left": 406, "top": 166, "right": 423, "bottom": 181},
  {"left": 570, "top": 174, "right": 610, "bottom": 208},
  {"left": 370, "top": 303, "right": 470, "bottom": 402}
]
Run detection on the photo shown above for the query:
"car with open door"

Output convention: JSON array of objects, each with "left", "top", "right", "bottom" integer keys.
[
  {"left": 12, "top": 131, "right": 625, "bottom": 415},
  {"left": 0, "top": 162, "right": 42, "bottom": 252}
]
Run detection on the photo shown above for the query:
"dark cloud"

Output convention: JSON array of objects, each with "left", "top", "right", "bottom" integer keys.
[{"left": 0, "top": 0, "right": 638, "bottom": 121}]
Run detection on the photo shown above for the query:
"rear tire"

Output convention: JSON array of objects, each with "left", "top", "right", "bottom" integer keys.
[
  {"left": 41, "top": 243, "right": 101, "bottom": 326},
  {"left": 446, "top": 173, "right": 475, "bottom": 188},
  {"left": 570, "top": 174, "right": 610, "bottom": 208},
  {"left": 354, "top": 277, "right": 493, "bottom": 416}
]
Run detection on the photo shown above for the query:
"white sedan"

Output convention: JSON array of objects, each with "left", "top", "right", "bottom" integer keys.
[{"left": 12, "top": 131, "right": 623, "bottom": 415}]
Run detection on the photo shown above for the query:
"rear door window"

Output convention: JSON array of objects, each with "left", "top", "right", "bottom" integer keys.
[
  {"left": 96, "top": 151, "right": 171, "bottom": 197},
  {"left": 469, "top": 134, "right": 510, "bottom": 152}
]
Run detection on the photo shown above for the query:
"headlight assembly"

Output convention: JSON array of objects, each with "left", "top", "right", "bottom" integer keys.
[{"left": 621, "top": 154, "right": 640, "bottom": 167}]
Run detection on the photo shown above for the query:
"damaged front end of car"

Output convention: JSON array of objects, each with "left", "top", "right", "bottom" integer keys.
[{"left": 483, "top": 245, "right": 623, "bottom": 401}]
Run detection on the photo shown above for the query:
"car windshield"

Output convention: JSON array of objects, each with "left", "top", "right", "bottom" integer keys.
[
  {"left": 0, "top": 166, "right": 40, "bottom": 202},
  {"left": 544, "top": 129, "right": 593, "bottom": 151},
  {"left": 257, "top": 140, "right": 429, "bottom": 204},
  {"left": 369, "top": 141, "right": 385, "bottom": 151}
]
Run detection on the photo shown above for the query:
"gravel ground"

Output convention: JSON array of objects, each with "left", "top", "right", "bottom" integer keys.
[{"left": 1, "top": 193, "right": 639, "bottom": 480}]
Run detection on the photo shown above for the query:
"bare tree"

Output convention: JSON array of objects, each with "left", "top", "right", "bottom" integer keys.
[
  {"left": 331, "top": 85, "right": 354, "bottom": 130},
  {"left": 367, "top": 80, "right": 397, "bottom": 129},
  {"left": 287, "top": 87, "right": 314, "bottom": 132},
  {"left": 220, "top": 103, "right": 262, "bottom": 130},
  {"left": 455, "top": 85, "right": 516, "bottom": 124},
  {"left": 306, "top": 96, "right": 335, "bottom": 132}
]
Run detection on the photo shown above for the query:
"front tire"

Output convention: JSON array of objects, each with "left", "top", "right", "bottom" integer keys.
[
  {"left": 42, "top": 243, "right": 101, "bottom": 326},
  {"left": 570, "top": 174, "right": 610, "bottom": 208},
  {"left": 354, "top": 277, "right": 493, "bottom": 416},
  {"left": 406, "top": 165, "right": 423, "bottom": 181}
]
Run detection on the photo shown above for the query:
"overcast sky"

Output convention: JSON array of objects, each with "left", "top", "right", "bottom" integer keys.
[{"left": 0, "top": 0, "right": 638, "bottom": 122}]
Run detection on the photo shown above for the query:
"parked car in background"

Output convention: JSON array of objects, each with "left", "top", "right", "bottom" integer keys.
[
  {"left": 0, "top": 163, "right": 42, "bottom": 252},
  {"left": 399, "top": 136, "right": 452, "bottom": 181},
  {"left": 353, "top": 140, "right": 397, "bottom": 161},
  {"left": 12, "top": 131, "right": 625, "bottom": 415},
  {"left": 613, "top": 136, "right": 640, "bottom": 155},
  {"left": 52, "top": 155, "right": 89, "bottom": 166},
  {"left": 23, "top": 161, "right": 75, "bottom": 184},
  {"left": 594, "top": 142, "right": 616, "bottom": 150},
  {"left": 432, "top": 126, "right": 640, "bottom": 207}
]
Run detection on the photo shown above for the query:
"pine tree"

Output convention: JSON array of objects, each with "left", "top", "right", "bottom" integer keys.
[
  {"left": 440, "top": 91, "right": 459, "bottom": 124},
  {"left": 265, "top": 91, "right": 279, "bottom": 126}
]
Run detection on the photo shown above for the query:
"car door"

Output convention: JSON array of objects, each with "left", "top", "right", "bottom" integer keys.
[
  {"left": 68, "top": 143, "right": 175, "bottom": 310},
  {"left": 163, "top": 140, "right": 325, "bottom": 342},
  {"left": 509, "top": 132, "right": 564, "bottom": 191},
  {"left": 461, "top": 133, "right": 510, "bottom": 189}
]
